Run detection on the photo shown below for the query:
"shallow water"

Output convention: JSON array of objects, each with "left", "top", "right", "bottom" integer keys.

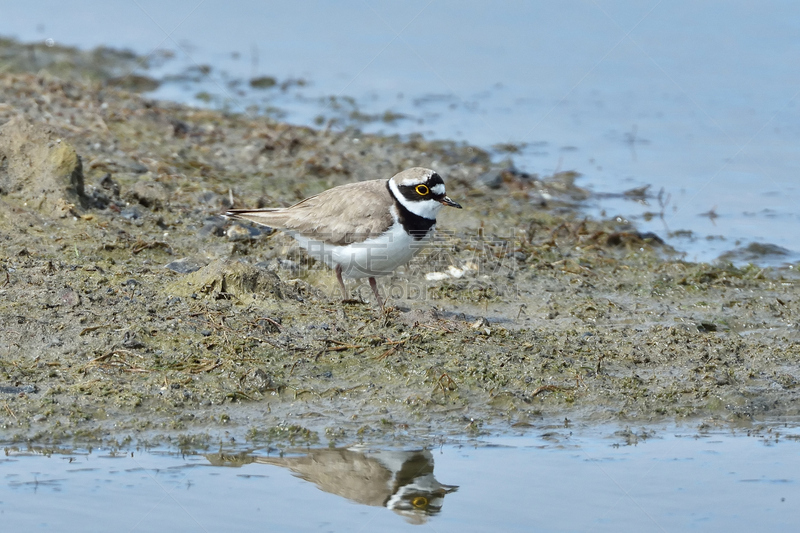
[
  {"left": 2, "top": 1, "right": 799, "bottom": 264},
  {"left": 3, "top": 426, "right": 799, "bottom": 532}
]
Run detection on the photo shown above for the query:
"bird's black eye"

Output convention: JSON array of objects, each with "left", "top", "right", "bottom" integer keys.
[{"left": 415, "top": 184, "right": 429, "bottom": 196}]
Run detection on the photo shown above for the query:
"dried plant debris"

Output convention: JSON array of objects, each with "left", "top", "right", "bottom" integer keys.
[{"left": 0, "top": 51, "right": 799, "bottom": 447}]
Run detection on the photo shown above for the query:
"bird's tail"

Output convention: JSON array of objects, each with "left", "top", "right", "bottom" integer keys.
[{"left": 224, "top": 208, "right": 289, "bottom": 228}]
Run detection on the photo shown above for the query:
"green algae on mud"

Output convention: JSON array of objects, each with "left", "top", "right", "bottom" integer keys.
[{"left": 0, "top": 63, "right": 799, "bottom": 447}]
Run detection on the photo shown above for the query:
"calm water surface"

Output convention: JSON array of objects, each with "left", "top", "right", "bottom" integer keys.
[
  {"left": 2, "top": 1, "right": 799, "bottom": 264},
  {"left": 2, "top": 426, "right": 799, "bottom": 532},
  {"left": 2, "top": 6, "right": 799, "bottom": 530}
]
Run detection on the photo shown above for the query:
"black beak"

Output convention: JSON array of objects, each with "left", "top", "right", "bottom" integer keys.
[{"left": 439, "top": 196, "right": 462, "bottom": 209}]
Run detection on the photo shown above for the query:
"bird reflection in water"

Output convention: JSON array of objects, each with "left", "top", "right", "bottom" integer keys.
[{"left": 206, "top": 447, "right": 458, "bottom": 524}]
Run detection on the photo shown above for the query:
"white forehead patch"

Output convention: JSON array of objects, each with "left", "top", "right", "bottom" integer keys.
[
  {"left": 431, "top": 183, "right": 445, "bottom": 195},
  {"left": 396, "top": 169, "right": 433, "bottom": 186}
]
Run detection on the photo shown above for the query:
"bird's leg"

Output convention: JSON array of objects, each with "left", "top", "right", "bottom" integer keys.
[
  {"left": 335, "top": 264, "right": 348, "bottom": 300},
  {"left": 368, "top": 277, "right": 385, "bottom": 311}
]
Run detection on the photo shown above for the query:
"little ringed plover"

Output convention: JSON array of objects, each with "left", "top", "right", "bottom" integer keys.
[{"left": 224, "top": 167, "right": 462, "bottom": 308}]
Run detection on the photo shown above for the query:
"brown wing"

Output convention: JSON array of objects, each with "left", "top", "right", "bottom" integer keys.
[
  {"left": 255, "top": 450, "right": 392, "bottom": 507},
  {"left": 225, "top": 179, "right": 395, "bottom": 245}
]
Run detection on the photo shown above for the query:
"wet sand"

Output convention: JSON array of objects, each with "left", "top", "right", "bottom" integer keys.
[{"left": 1, "top": 43, "right": 799, "bottom": 447}]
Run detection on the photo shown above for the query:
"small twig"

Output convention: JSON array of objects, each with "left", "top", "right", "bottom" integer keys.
[
  {"left": 261, "top": 317, "right": 282, "bottom": 331},
  {"left": 290, "top": 359, "right": 303, "bottom": 375},
  {"left": 325, "top": 345, "right": 360, "bottom": 352},
  {"left": 131, "top": 241, "right": 173, "bottom": 255},
  {"left": 383, "top": 339, "right": 407, "bottom": 346},
  {"left": 375, "top": 338, "right": 408, "bottom": 360},
  {"left": 415, "top": 321, "right": 456, "bottom": 334},
  {"left": 437, "top": 373, "right": 457, "bottom": 392},
  {"left": 79, "top": 323, "right": 112, "bottom": 336},
  {"left": 530, "top": 385, "right": 566, "bottom": 398},
  {"left": 228, "top": 390, "right": 256, "bottom": 402},
  {"left": 322, "top": 339, "right": 363, "bottom": 351},
  {"left": 86, "top": 349, "right": 141, "bottom": 365},
  {"left": 3, "top": 401, "right": 17, "bottom": 421},
  {"left": 375, "top": 347, "right": 397, "bottom": 360},
  {"left": 324, "top": 339, "right": 354, "bottom": 346},
  {"left": 190, "top": 359, "right": 222, "bottom": 374}
]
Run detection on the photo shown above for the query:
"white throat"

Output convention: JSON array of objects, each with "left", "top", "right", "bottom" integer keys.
[{"left": 388, "top": 178, "right": 443, "bottom": 220}]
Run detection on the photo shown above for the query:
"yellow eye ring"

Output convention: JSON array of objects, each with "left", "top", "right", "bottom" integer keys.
[
  {"left": 412, "top": 496, "right": 428, "bottom": 508},
  {"left": 415, "top": 184, "right": 429, "bottom": 196}
]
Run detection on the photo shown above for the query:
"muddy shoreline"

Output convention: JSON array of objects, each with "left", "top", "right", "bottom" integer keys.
[{"left": 1, "top": 45, "right": 800, "bottom": 448}]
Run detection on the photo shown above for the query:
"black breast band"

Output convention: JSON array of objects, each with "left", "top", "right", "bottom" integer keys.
[{"left": 387, "top": 182, "right": 436, "bottom": 240}]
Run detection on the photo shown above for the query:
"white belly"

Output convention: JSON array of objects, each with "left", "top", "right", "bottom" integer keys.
[{"left": 288, "top": 222, "right": 432, "bottom": 279}]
